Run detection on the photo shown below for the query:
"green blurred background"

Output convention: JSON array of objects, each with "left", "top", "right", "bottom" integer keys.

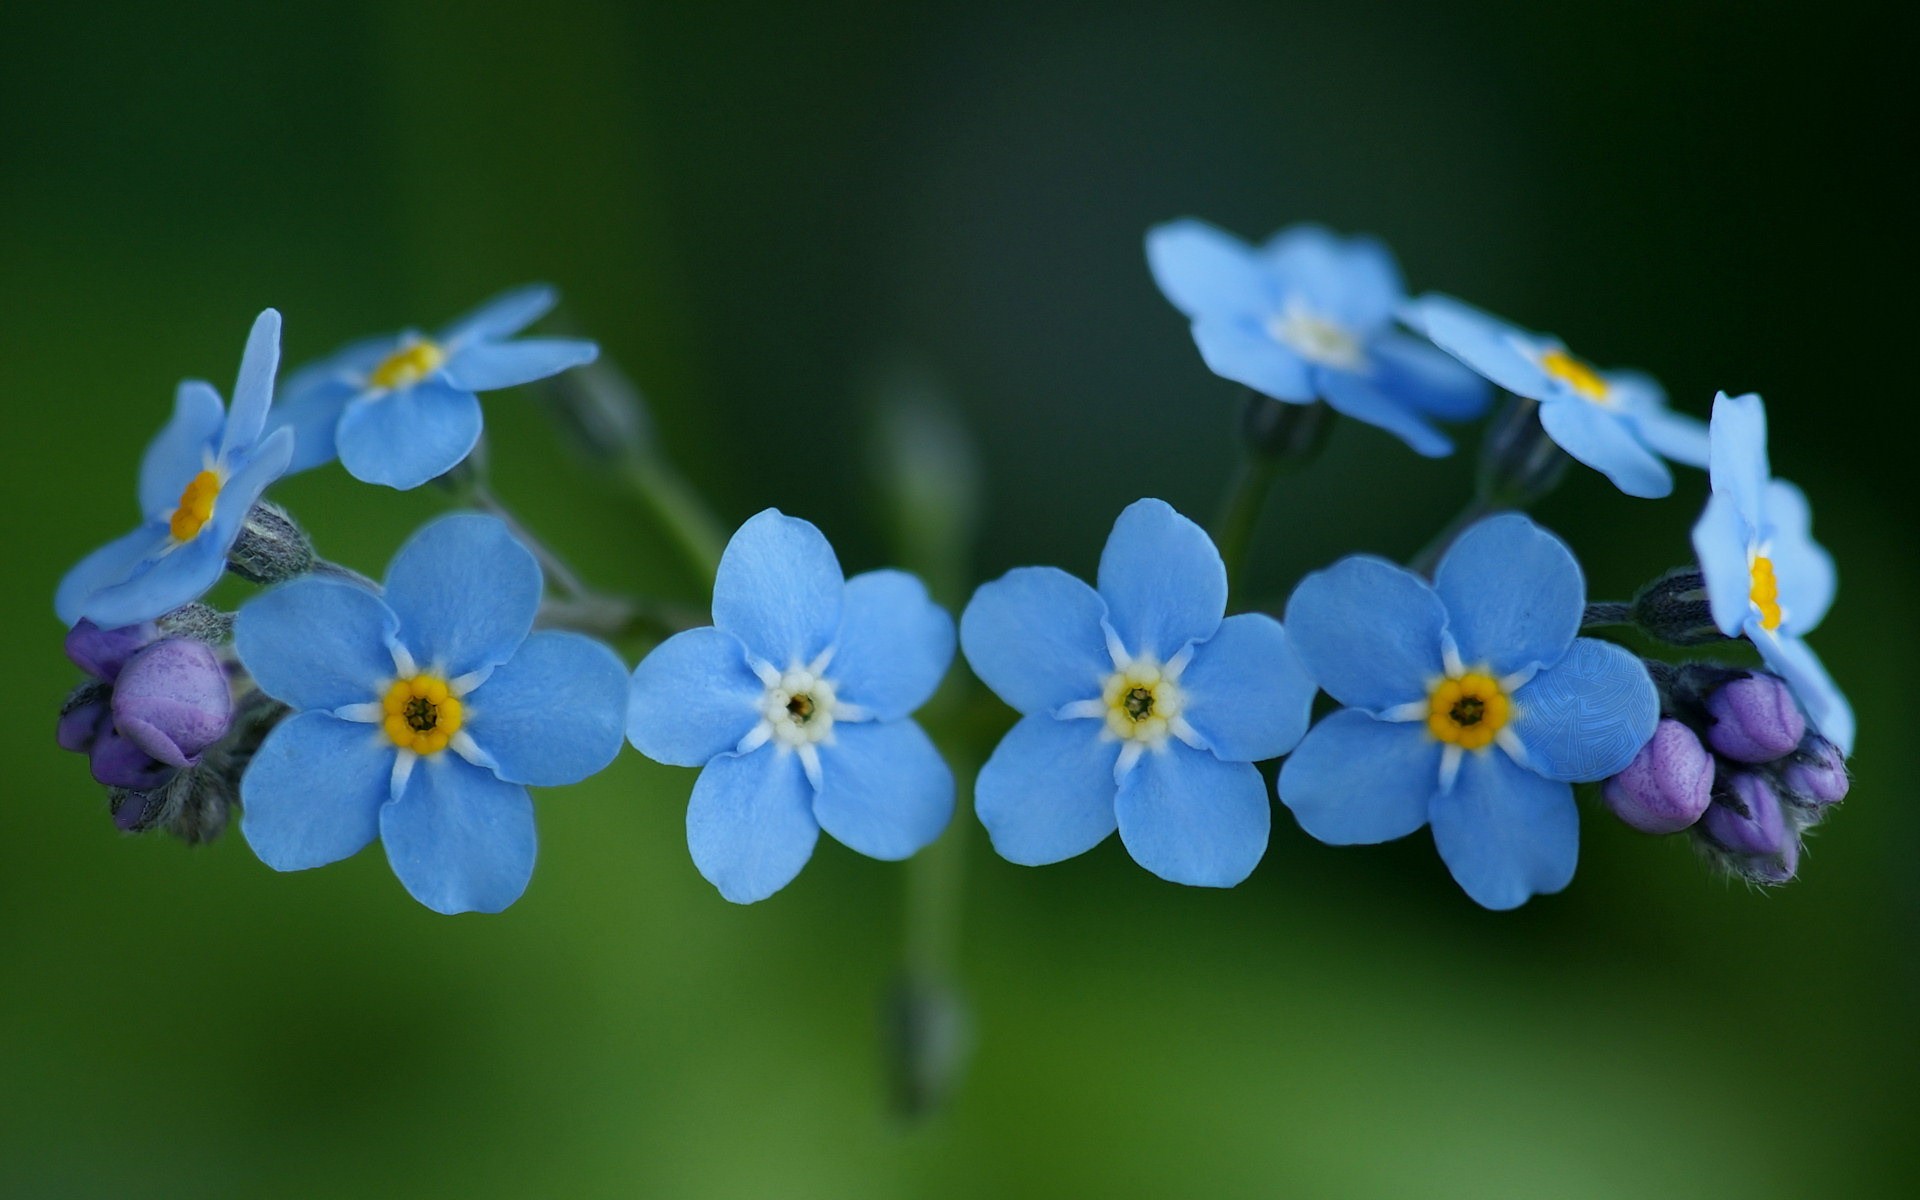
[{"left": 4, "top": 2, "right": 1914, "bottom": 1196}]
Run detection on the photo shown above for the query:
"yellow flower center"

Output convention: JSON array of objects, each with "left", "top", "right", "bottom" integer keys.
[
  {"left": 1103, "top": 660, "right": 1183, "bottom": 746},
  {"left": 1426, "top": 671, "right": 1511, "bottom": 751},
  {"left": 168, "top": 470, "right": 222, "bottom": 542},
  {"left": 382, "top": 675, "right": 464, "bottom": 755},
  {"left": 1539, "top": 348, "right": 1609, "bottom": 403},
  {"left": 369, "top": 340, "right": 446, "bottom": 391},
  {"left": 1749, "top": 555, "right": 1782, "bottom": 631}
]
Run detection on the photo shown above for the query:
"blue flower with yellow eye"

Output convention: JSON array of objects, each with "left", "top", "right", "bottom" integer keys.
[
  {"left": 234, "top": 513, "right": 628, "bottom": 914},
  {"left": 1401, "top": 293, "right": 1709, "bottom": 498},
  {"left": 1692, "top": 391, "right": 1852, "bottom": 754},
  {"left": 56, "top": 309, "right": 296, "bottom": 630},
  {"left": 1278, "top": 514, "right": 1657, "bottom": 910},
  {"left": 1146, "top": 219, "right": 1492, "bottom": 457},
  {"left": 269, "top": 285, "right": 598, "bottom": 490},
  {"left": 627, "top": 510, "right": 957, "bottom": 904},
  {"left": 961, "top": 499, "right": 1316, "bottom": 887}
]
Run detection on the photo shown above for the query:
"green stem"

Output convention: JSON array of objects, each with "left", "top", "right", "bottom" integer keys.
[
  {"left": 465, "top": 482, "right": 589, "bottom": 599},
  {"left": 619, "top": 451, "right": 728, "bottom": 586},
  {"left": 1212, "top": 456, "right": 1282, "bottom": 601},
  {"left": 1408, "top": 494, "right": 1499, "bottom": 577}
]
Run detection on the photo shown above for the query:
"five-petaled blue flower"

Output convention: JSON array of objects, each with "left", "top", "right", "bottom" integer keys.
[
  {"left": 235, "top": 514, "right": 629, "bottom": 914},
  {"left": 1692, "top": 391, "right": 1852, "bottom": 754},
  {"left": 627, "top": 510, "right": 957, "bottom": 904},
  {"left": 961, "top": 498, "right": 1315, "bottom": 887},
  {"left": 1279, "top": 514, "right": 1657, "bottom": 909},
  {"left": 1146, "top": 220, "right": 1492, "bottom": 457},
  {"left": 1401, "top": 293, "right": 1709, "bottom": 498},
  {"left": 269, "top": 285, "right": 598, "bottom": 491},
  {"left": 57, "top": 309, "right": 296, "bottom": 630}
]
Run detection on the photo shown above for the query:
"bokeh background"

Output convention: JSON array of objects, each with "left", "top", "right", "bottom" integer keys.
[{"left": 4, "top": 2, "right": 1913, "bottom": 1196}]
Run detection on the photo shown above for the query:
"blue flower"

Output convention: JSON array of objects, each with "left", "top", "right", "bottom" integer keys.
[
  {"left": 626, "top": 510, "right": 957, "bottom": 904},
  {"left": 269, "top": 285, "right": 598, "bottom": 490},
  {"left": 1278, "top": 514, "right": 1657, "bottom": 910},
  {"left": 1691, "top": 391, "right": 1852, "bottom": 754},
  {"left": 56, "top": 310, "right": 296, "bottom": 629},
  {"left": 1145, "top": 220, "right": 1492, "bottom": 456},
  {"left": 234, "top": 513, "right": 629, "bottom": 914},
  {"left": 961, "top": 499, "right": 1315, "bottom": 887},
  {"left": 1401, "top": 293, "right": 1709, "bottom": 498}
]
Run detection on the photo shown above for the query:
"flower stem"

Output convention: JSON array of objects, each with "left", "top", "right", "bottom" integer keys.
[
  {"left": 1212, "top": 456, "right": 1282, "bottom": 600},
  {"left": 618, "top": 451, "right": 728, "bottom": 587},
  {"left": 1407, "top": 494, "right": 1498, "bottom": 577},
  {"left": 465, "top": 482, "right": 590, "bottom": 600}
]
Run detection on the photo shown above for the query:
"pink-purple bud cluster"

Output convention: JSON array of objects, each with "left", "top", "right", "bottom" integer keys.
[{"left": 56, "top": 620, "right": 235, "bottom": 806}]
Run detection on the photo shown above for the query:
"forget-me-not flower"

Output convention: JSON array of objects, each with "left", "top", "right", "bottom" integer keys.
[
  {"left": 1146, "top": 220, "right": 1492, "bottom": 457},
  {"left": 627, "top": 510, "right": 957, "bottom": 904},
  {"left": 961, "top": 499, "right": 1315, "bottom": 887},
  {"left": 1279, "top": 514, "right": 1657, "bottom": 909},
  {"left": 235, "top": 513, "right": 629, "bottom": 914},
  {"left": 1691, "top": 391, "right": 1852, "bottom": 754},
  {"left": 1401, "top": 293, "right": 1708, "bottom": 498},
  {"left": 57, "top": 310, "right": 296, "bottom": 629},
  {"left": 269, "top": 285, "right": 598, "bottom": 490}
]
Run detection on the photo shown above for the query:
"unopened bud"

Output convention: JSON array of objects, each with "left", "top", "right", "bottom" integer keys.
[
  {"left": 534, "top": 358, "right": 654, "bottom": 466},
  {"left": 1239, "top": 392, "right": 1334, "bottom": 465},
  {"left": 89, "top": 723, "right": 175, "bottom": 791},
  {"left": 1779, "top": 735, "right": 1849, "bottom": 815},
  {"left": 64, "top": 619, "right": 157, "bottom": 681},
  {"left": 58, "top": 684, "right": 110, "bottom": 753},
  {"left": 226, "top": 502, "right": 315, "bottom": 584},
  {"left": 111, "top": 639, "right": 233, "bottom": 768},
  {"left": 1478, "top": 395, "right": 1571, "bottom": 506},
  {"left": 1602, "top": 718, "right": 1714, "bottom": 834},
  {"left": 1703, "top": 671, "right": 1805, "bottom": 763},
  {"left": 155, "top": 602, "right": 236, "bottom": 645},
  {"left": 1629, "top": 569, "right": 1726, "bottom": 647},
  {"left": 1698, "top": 772, "right": 1798, "bottom": 884}
]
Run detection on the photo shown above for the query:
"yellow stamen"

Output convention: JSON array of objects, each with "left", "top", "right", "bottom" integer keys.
[
  {"left": 381, "top": 675, "right": 464, "bottom": 755},
  {"left": 369, "top": 340, "right": 446, "bottom": 391},
  {"left": 1749, "top": 555, "right": 1782, "bottom": 631},
  {"left": 1425, "top": 671, "right": 1511, "bottom": 752},
  {"left": 168, "top": 470, "right": 221, "bottom": 542},
  {"left": 1102, "top": 660, "right": 1182, "bottom": 746},
  {"left": 1539, "top": 348, "right": 1609, "bottom": 403}
]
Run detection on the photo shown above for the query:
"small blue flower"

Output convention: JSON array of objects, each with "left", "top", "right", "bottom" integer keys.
[
  {"left": 1278, "top": 514, "right": 1657, "bottom": 910},
  {"left": 1691, "top": 391, "right": 1852, "bottom": 754},
  {"left": 269, "top": 285, "right": 598, "bottom": 490},
  {"left": 1146, "top": 219, "right": 1492, "bottom": 456},
  {"left": 234, "top": 513, "right": 629, "bottom": 914},
  {"left": 57, "top": 310, "right": 296, "bottom": 629},
  {"left": 961, "top": 498, "right": 1315, "bottom": 887},
  {"left": 627, "top": 510, "right": 957, "bottom": 904},
  {"left": 1401, "top": 293, "right": 1709, "bottom": 498}
]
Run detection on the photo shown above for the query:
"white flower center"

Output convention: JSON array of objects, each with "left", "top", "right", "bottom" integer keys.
[
  {"left": 1101, "top": 659, "right": 1186, "bottom": 748},
  {"left": 761, "top": 667, "right": 838, "bottom": 748},
  {"left": 1266, "top": 300, "right": 1365, "bottom": 370}
]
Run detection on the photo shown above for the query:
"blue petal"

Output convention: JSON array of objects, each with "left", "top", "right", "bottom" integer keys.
[
  {"left": 1144, "top": 219, "right": 1271, "bottom": 319},
  {"left": 466, "top": 631, "right": 629, "bottom": 787},
  {"left": 1429, "top": 749, "right": 1578, "bottom": 910},
  {"left": 812, "top": 719, "right": 954, "bottom": 860},
  {"left": 1434, "top": 513, "right": 1583, "bottom": 677},
  {"left": 1762, "top": 481, "right": 1835, "bottom": 634},
  {"left": 442, "top": 337, "right": 598, "bottom": 393},
  {"left": 234, "top": 578, "right": 399, "bottom": 711},
  {"left": 56, "top": 524, "right": 168, "bottom": 627},
  {"left": 1753, "top": 631, "right": 1854, "bottom": 755},
  {"left": 1316, "top": 367, "right": 1453, "bottom": 457},
  {"left": 1278, "top": 709, "right": 1439, "bottom": 844},
  {"left": 960, "top": 567, "right": 1111, "bottom": 715},
  {"left": 711, "top": 509, "right": 844, "bottom": 669},
  {"left": 1538, "top": 399, "right": 1672, "bottom": 498},
  {"left": 1284, "top": 555, "right": 1446, "bottom": 712},
  {"left": 686, "top": 747, "right": 818, "bottom": 903},
  {"left": 973, "top": 713, "right": 1119, "bottom": 865},
  {"left": 1691, "top": 492, "right": 1752, "bottom": 636},
  {"left": 1707, "top": 391, "right": 1770, "bottom": 523},
  {"left": 1508, "top": 638, "right": 1658, "bottom": 782},
  {"left": 221, "top": 309, "right": 282, "bottom": 459},
  {"left": 267, "top": 377, "right": 355, "bottom": 474},
  {"left": 336, "top": 378, "right": 484, "bottom": 490},
  {"left": 1262, "top": 225, "right": 1403, "bottom": 332},
  {"left": 1178, "top": 613, "right": 1314, "bottom": 761},
  {"left": 1097, "top": 498, "right": 1226, "bottom": 662},
  {"left": 1625, "top": 400, "right": 1710, "bottom": 469},
  {"left": 139, "top": 381, "right": 224, "bottom": 516},
  {"left": 240, "top": 712, "right": 392, "bottom": 871},
  {"left": 828, "top": 570, "right": 954, "bottom": 721},
  {"left": 440, "top": 284, "right": 558, "bottom": 344},
  {"left": 380, "top": 754, "right": 537, "bottom": 914},
  {"left": 1190, "top": 318, "right": 1315, "bottom": 402},
  {"left": 384, "top": 513, "right": 541, "bottom": 679},
  {"left": 1400, "top": 294, "right": 1552, "bottom": 399},
  {"left": 626, "top": 627, "right": 765, "bottom": 767},
  {"left": 1113, "top": 742, "right": 1269, "bottom": 887},
  {"left": 1366, "top": 332, "right": 1494, "bottom": 421}
]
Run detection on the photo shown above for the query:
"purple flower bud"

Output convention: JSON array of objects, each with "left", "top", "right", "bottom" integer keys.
[
  {"left": 89, "top": 724, "right": 175, "bottom": 791},
  {"left": 110, "top": 640, "right": 232, "bottom": 768},
  {"left": 64, "top": 619, "right": 157, "bottom": 682},
  {"left": 1704, "top": 672, "right": 1806, "bottom": 763},
  {"left": 58, "top": 697, "right": 109, "bottom": 753},
  {"left": 1602, "top": 719, "right": 1715, "bottom": 834},
  {"left": 1701, "top": 772, "right": 1790, "bottom": 859},
  {"left": 1781, "top": 735, "right": 1849, "bottom": 812}
]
